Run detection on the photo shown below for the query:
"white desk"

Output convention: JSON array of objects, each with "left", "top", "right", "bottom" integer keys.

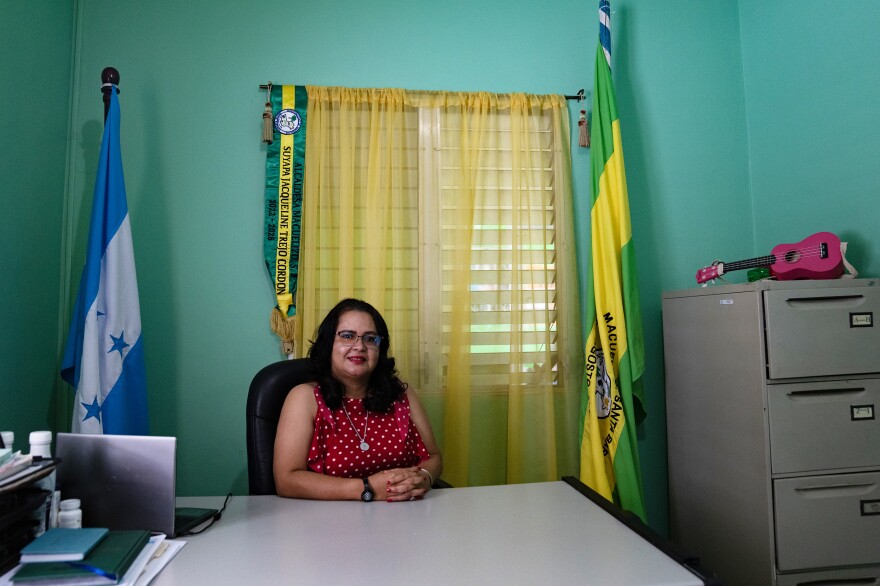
[{"left": 158, "top": 481, "right": 711, "bottom": 585}]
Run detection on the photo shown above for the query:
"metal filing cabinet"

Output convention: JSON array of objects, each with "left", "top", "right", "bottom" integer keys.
[{"left": 662, "top": 279, "right": 880, "bottom": 586}]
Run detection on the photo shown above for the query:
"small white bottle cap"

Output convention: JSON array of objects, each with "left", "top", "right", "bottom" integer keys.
[
  {"left": 60, "top": 499, "right": 81, "bottom": 511},
  {"left": 29, "top": 431, "right": 53, "bottom": 457},
  {"left": 29, "top": 431, "right": 52, "bottom": 444},
  {"left": 0, "top": 431, "right": 12, "bottom": 449}
]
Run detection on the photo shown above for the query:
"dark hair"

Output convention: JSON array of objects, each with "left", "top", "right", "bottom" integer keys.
[{"left": 306, "top": 298, "right": 407, "bottom": 413}]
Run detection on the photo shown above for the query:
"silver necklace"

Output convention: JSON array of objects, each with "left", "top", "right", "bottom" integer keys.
[{"left": 341, "top": 399, "right": 370, "bottom": 451}]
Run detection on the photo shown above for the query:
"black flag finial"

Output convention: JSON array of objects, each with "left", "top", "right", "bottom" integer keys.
[{"left": 101, "top": 67, "right": 120, "bottom": 121}]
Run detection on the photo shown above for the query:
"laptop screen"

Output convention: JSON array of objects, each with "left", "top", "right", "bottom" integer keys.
[{"left": 56, "top": 433, "right": 178, "bottom": 536}]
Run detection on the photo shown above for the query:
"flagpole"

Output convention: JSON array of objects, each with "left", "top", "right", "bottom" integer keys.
[
  {"left": 101, "top": 67, "right": 119, "bottom": 121},
  {"left": 61, "top": 67, "right": 150, "bottom": 434}
]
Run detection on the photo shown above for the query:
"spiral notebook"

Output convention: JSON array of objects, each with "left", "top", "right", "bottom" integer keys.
[{"left": 55, "top": 433, "right": 217, "bottom": 537}]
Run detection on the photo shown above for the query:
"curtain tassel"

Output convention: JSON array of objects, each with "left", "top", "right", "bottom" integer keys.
[
  {"left": 262, "top": 82, "right": 274, "bottom": 144},
  {"left": 270, "top": 307, "right": 296, "bottom": 357},
  {"left": 578, "top": 110, "right": 589, "bottom": 148},
  {"left": 262, "top": 101, "right": 274, "bottom": 143}
]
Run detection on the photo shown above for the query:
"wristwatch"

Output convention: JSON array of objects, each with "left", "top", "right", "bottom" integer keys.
[{"left": 360, "top": 477, "right": 374, "bottom": 502}]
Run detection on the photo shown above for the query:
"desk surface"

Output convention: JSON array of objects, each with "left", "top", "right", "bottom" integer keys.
[{"left": 158, "top": 481, "right": 705, "bottom": 585}]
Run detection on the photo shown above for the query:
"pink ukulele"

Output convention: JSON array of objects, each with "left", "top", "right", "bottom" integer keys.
[{"left": 695, "top": 232, "right": 844, "bottom": 284}]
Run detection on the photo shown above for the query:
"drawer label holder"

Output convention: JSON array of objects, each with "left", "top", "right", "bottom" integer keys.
[
  {"left": 851, "top": 404, "right": 875, "bottom": 421},
  {"left": 850, "top": 312, "right": 873, "bottom": 327},
  {"left": 861, "top": 499, "right": 880, "bottom": 516}
]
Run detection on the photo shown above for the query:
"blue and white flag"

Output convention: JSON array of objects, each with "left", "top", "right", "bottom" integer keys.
[{"left": 61, "top": 88, "right": 149, "bottom": 435}]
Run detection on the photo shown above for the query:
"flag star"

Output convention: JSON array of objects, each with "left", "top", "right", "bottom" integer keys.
[
  {"left": 108, "top": 331, "right": 130, "bottom": 356},
  {"left": 82, "top": 396, "right": 102, "bottom": 423}
]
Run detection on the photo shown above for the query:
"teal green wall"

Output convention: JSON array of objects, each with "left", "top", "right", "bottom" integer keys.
[
  {"left": 739, "top": 0, "right": 880, "bottom": 274},
  {"left": 0, "top": 2, "right": 74, "bottom": 450},
  {"left": 4, "top": 0, "right": 878, "bottom": 538}
]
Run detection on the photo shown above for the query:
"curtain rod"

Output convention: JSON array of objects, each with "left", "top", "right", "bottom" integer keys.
[{"left": 258, "top": 84, "right": 586, "bottom": 102}]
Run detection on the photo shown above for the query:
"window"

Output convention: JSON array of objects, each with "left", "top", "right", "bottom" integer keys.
[
  {"left": 420, "top": 106, "right": 567, "bottom": 396},
  {"left": 295, "top": 88, "right": 583, "bottom": 485}
]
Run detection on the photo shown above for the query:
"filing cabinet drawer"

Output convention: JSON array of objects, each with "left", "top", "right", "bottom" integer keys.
[
  {"left": 769, "top": 379, "right": 880, "bottom": 473},
  {"left": 764, "top": 285, "right": 880, "bottom": 379},
  {"left": 774, "top": 471, "right": 880, "bottom": 571}
]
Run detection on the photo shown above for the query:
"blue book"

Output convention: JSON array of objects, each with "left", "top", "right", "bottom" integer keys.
[{"left": 19, "top": 528, "right": 109, "bottom": 563}]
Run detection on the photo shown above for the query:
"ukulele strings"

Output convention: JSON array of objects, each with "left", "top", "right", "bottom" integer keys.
[
  {"left": 723, "top": 244, "right": 832, "bottom": 271},
  {"left": 773, "top": 244, "right": 831, "bottom": 261}
]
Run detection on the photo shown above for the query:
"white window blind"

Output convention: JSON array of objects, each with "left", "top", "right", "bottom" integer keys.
[{"left": 418, "top": 106, "right": 564, "bottom": 395}]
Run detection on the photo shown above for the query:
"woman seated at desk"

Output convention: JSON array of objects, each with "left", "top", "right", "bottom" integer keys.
[{"left": 274, "top": 298, "right": 442, "bottom": 502}]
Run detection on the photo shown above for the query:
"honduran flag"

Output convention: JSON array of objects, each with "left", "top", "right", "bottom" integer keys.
[{"left": 61, "top": 87, "right": 149, "bottom": 434}]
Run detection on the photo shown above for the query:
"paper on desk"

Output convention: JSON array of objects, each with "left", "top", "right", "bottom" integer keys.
[
  {"left": 114, "top": 534, "right": 164, "bottom": 586},
  {"left": 131, "top": 539, "right": 185, "bottom": 586},
  {"left": 0, "top": 458, "right": 54, "bottom": 492},
  {"left": 0, "top": 454, "right": 33, "bottom": 485}
]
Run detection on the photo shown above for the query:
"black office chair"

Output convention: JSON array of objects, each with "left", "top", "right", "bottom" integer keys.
[
  {"left": 246, "top": 358, "right": 450, "bottom": 494},
  {"left": 246, "top": 358, "right": 313, "bottom": 495}
]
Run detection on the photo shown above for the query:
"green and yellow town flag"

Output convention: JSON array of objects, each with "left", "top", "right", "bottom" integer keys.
[
  {"left": 579, "top": 0, "right": 647, "bottom": 522},
  {"left": 264, "top": 85, "right": 307, "bottom": 356}
]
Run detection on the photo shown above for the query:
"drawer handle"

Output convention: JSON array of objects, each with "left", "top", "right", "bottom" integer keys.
[
  {"left": 794, "top": 483, "right": 876, "bottom": 498},
  {"left": 786, "top": 388, "right": 866, "bottom": 400},
  {"left": 784, "top": 294, "right": 865, "bottom": 308},
  {"left": 797, "top": 578, "right": 880, "bottom": 586}
]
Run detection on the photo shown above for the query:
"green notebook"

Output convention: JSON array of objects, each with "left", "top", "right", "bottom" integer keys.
[
  {"left": 12, "top": 530, "right": 150, "bottom": 585},
  {"left": 19, "top": 528, "right": 108, "bottom": 563}
]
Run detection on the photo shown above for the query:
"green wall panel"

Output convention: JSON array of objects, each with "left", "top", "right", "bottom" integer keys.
[
  {"left": 739, "top": 0, "right": 880, "bottom": 276},
  {"left": 0, "top": 1, "right": 74, "bottom": 452}
]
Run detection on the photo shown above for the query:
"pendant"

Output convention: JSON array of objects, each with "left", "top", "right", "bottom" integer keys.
[{"left": 359, "top": 441, "right": 369, "bottom": 451}]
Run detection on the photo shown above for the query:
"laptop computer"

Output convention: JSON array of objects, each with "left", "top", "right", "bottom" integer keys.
[{"left": 55, "top": 433, "right": 218, "bottom": 537}]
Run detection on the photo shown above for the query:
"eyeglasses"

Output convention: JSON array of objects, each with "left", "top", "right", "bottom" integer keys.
[{"left": 336, "top": 330, "right": 382, "bottom": 348}]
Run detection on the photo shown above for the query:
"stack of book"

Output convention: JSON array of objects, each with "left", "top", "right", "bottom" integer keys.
[
  {"left": 0, "top": 453, "right": 57, "bottom": 576},
  {"left": 5, "top": 527, "right": 163, "bottom": 586},
  {"left": 0, "top": 453, "right": 57, "bottom": 493},
  {"left": 0, "top": 452, "right": 33, "bottom": 486}
]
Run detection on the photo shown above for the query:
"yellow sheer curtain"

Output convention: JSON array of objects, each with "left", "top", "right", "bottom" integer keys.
[
  {"left": 294, "top": 87, "right": 422, "bottom": 380},
  {"left": 431, "top": 93, "right": 582, "bottom": 486},
  {"left": 295, "top": 87, "right": 583, "bottom": 487}
]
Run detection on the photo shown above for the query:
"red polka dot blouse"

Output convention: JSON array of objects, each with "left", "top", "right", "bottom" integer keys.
[{"left": 307, "top": 386, "right": 430, "bottom": 478}]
